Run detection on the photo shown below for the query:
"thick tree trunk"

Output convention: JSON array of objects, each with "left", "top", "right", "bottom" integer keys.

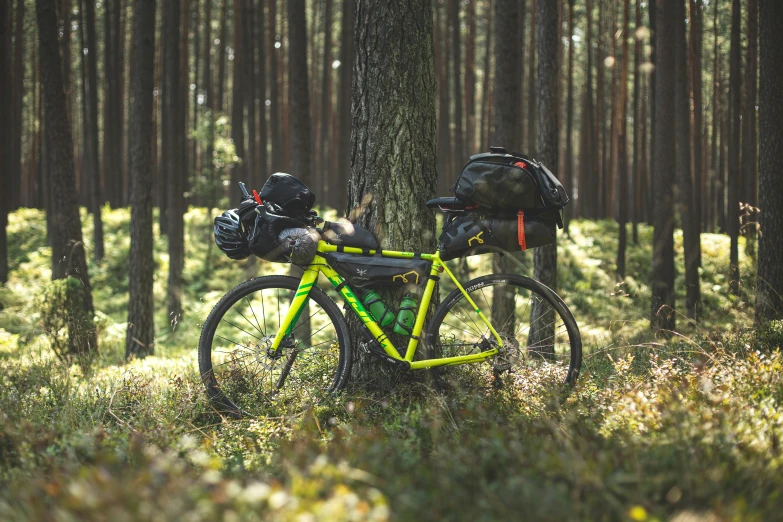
[
  {"left": 530, "top": 0, "right": 559, "bottom": 352},
  {"left": 489, "top": 0, "right": 523, "bottom": 327},
  {"left": 36, "top": 0, "right": 98, "bottom": 355},
  {"left": 727, "top": 0, "right": 741, "bottom": 293},
  {"left": 755, "top": 0, "right": 783, "bottom": 322},
  {"left": 675, "top": 0, "right": 701, "bottom": 319},
  {"left": 287, "top": 0, "right": 311, "bottom": 185},
  {"left": 709, "top": 0, "right": 719, "bottom": 233},
  {"left": 651, "top": 0, "right": 676, "bottom": 332},
  {"left": 348, "top": 0, "right": 437, "bottom": 383},
  {"left": 691, "top": 0, "right": 704, "bottom": 239},
  {"left": 83, "top": 0, "right": 105, "bottom": 262},
  {"left": 126, "top": 0, "right": 157, "bottom": 359}
]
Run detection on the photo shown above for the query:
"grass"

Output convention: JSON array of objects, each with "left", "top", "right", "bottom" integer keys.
[{"left": 0, "top": 207, "right": 779, "bottom": 521}]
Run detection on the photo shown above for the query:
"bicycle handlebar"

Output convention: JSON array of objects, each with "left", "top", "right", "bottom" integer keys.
[{"left": 238, "top": 182, "right": 251, "bottom": 200}]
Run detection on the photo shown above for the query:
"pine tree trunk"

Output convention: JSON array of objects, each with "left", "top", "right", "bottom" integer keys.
[
  {"left": 607, "top": 0, "right": 619, "bottom": 221},
  {"left": 581, "top": 0, "right": 597, "bottom": 219},
  {"left": 164, "top": 0, "right": 185, "bottom": 321},
  {"left": 287, "top": 0, "right": 311, "bottom": 185},
  {"left": 527, "top": 0, "right": 536, "bottom": 154},
  {"left": 755, "top": 0, "right": 783, "bottom": 322},
  {"left": 675, "top": 0, "right": 700, "bottom": 318},
  {"left": 126, "top": 0, "right": 157, "bottom": 359},
  {"left": 464, "top": 0, "right": 476, "bottom": 155},
  {"left": 83, "top": 0, "right": 105, "bottom": 261},
  {"left": 530, "top": 0, "right": 559, "bottom": 353},
  {"left": 651, "top": 0, "right": 676, "bottom": 332},
  {"left": 36, "top": 0, "right": 98, "bottom": 355},
  {"left": 10, "top": 0, "right": 24, "bottom": 212},
  {"left": 691, "top": 0, "right": 704, "bottom": 239},
  {"left": 231, "top": 0, "right": 246, "bottom": 186},
  {"left": 564, "top": 0, "right": 575, "bottom": 234},
  {"left": 615, "top": 0, "right": 629, "bottom": 279},
  {"left": 450, "top": 0, "right": 463, "bottom": 163},
  {"left": 436, "top": 1, "right": 451, "bottom": 196},
  {"left": 727, "top": 0, "right": 741, "bottom": 293},
  {"left": 348, "top": 0, "right": 437, "bottom": 383},
  {"left": 217, "top": 0, "right": 228, "bottom": 113},
  {"left": 335, "top": 0, "right": 353, "bottom": 213},
  {"left": 742, "top": 0, "right": 758, "bottom": 255},
  {"left": 318, "top": 0, "right": 333, "bottom": 203},
  {"left": 595, "top": 0, "right": 605, "bottom": 214},
  {"left": 257, "top": 0, "right": 267, "bottom": 178},
  {"left": 479, "top": 0, "right": 492, "bottom": 151},
  {"left": 709, "top": 0, "right": 719, "bottom": 232},
  {"left": 269, "top": 0, "right": 283, "bottom": 171},
  {"left": 631, "top": 0, "right": 641, "bottom": 243},
  {"left": 0, "top": 0, "right": 10, "bottom": 284}
]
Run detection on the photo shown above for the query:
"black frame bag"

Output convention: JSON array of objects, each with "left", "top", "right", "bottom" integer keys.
[
  {"left": 451, "top": 147, "right": 569, "bottom": 213},
  {"left": 326, "top": 253, "right": 431, "bottom": 289}
]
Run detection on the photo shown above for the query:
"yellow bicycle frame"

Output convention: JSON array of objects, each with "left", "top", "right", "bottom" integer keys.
[{"left": 268, "top": 240, "right": 504, "bottom": 370}]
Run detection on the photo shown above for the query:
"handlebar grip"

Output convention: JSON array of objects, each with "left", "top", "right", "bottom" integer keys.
[{"left": 238, "top": 182, "right": 251, "bottom": 200}]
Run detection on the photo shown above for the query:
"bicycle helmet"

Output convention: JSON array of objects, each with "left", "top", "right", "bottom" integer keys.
[{"left": 214, "top": 209, "right": 250, "bottom": 260}]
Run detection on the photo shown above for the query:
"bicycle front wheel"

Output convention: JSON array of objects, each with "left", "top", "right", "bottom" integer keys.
[
  {"left": 426, "top": 274, "right": 581, "bottom": 392},
  {"left": 198, "top": 276, "right": 352, "bottom": 417}
]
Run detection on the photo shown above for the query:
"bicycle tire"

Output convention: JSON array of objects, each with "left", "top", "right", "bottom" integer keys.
[
  {"left": 198, "top": 276, "right": 352, "bottom": 417},
  {"left": 425, "top": 273, "right": 582, "bottom": 389}
]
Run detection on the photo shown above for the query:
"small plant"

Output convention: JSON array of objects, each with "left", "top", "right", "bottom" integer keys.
[{"left": 37, "top": 277, "right": 96, "bottom": 362}]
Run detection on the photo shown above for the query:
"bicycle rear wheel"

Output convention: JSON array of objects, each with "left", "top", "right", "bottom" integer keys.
[
  {"left": 198, "top": 276, "right": 352, "bottom": 417},
  {"left": 426, "top": 274, "right": 581, "bottom": 392}
]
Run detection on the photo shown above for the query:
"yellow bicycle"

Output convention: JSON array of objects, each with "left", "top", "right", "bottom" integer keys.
[{"left": 199, "top": 182, "right": 582, "bottom": 417}]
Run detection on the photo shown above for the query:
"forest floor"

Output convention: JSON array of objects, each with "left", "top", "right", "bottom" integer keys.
[{"left": 1, "top": 207, "right": 781, "bottom": 521}]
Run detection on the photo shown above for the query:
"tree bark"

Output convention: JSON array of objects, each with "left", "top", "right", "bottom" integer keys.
[
  {"left": 755, "top": 0, "right": 783, "bottom": 323},
  {"left": 436, "top": 1, "right": 451, "bottom": 196},
  {"left": 257, "top": 0, "right": 267, "bottom": 178},
  {"left": 631, "top": 0, "right": 641, "bottom": 243},
  {"left": 675, "top": 0, "right": 701, "bottom": 318},
  {"left": 336, "top": 0, "right": 353, "bottom": 213},
  {"left": 530, "top": 0, "right": 559, "bottom": 352},
  {"left": 10, "top": 0, "right": 24, "bottom": 212},
  {"left": 464, "top": 0, "right": 476, "bottom": 156},
  {"left": 36, "top": 0, "right": 98, "bottom": 354},
  {"left": 727, "top": 0, "right": 741, "bottom": 293},
  {"left": 348, "top": 0, "right": 437, "bottom": 382},
  {"left": 651, "top": 0, "right": 676, "bottom": 332},
  {"left": 318, "top": 0, "right": 333, "bottom": 202},
  {"left": 742, "top": 0, "right": 758, "bottom": 255},
  {"left": 164, "top": 0, "right": 185, "bottom": 321},
  {"left": 287, "top": 0, "right": 311, "bottom": 185},
  {"left": 217, "top": 0, "right": 228, "bottom": 112},
  {"left": 527, "top": 0, "right": 536, "bottom": 154},
  {"left": 83, "top": 0, "right": 105, "bottom": 262},
  {"left": 0, "top": 0, "right": 10, "bottom": 284},
  {"left": 580, "top": 0, "right": 597, "bottom": 219},
  {"left": 126, "top": 0, "right": 157, "bottom": 359},
  {"left": 615, "top": 0, "right": 629, "bottom": 279},
  {"left": 564, "top": 0, "right": 574, "bottom": 234},
  {"left": 231, "top": 0, "right": 246, "bottom": 187},
  {"left": 450, "top": 0, "right": 463, "bottom": 163},
  {"left": 269, "top": 0, "right": 283, "bottom": 171},
  {"left": 691, "top": 0, "right": 704, "bottom": 238},
  {"left": 479, "top": 0, "right": 492, "bottom": 151}
]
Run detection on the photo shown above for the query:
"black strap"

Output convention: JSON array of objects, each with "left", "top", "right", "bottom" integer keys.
[
  {"left": 426, "top": 274, "right": 440, "bottom": 282},
  {"left": 334, "top": 280, "right": 348, "bottom": 293}
]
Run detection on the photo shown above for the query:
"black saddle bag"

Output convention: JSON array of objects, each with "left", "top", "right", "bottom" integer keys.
[
  {"left": 438, "top": 210, "right": 557, "bottom": 261},
  {"left": 326, "top": 253, "right": 431, "bottom": 289}
]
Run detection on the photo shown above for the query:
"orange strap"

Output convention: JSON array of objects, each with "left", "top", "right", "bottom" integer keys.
[{"left": 517, "top": 210, "right": 527, "bottom": 250}]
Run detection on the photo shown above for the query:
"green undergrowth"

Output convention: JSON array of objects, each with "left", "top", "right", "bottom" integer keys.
[{"left": 0, "top": 207, "right": 778, "bottom": 521}]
